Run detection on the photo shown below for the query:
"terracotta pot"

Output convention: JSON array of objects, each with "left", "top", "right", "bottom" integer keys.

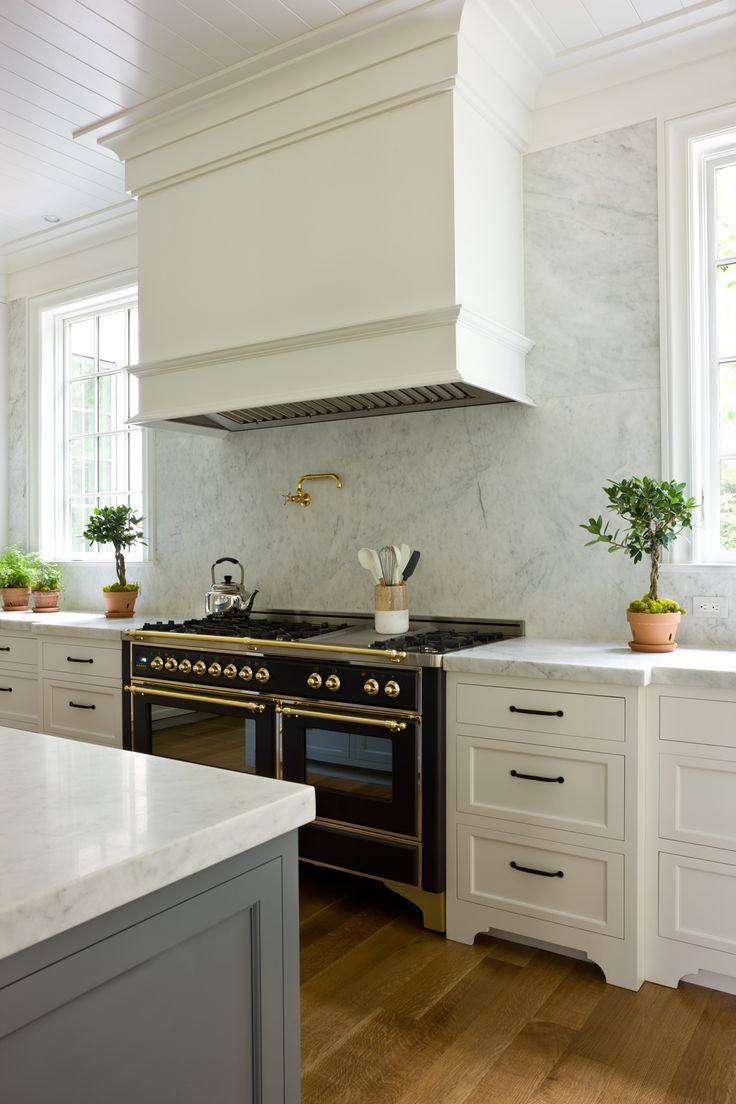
[
  {"left": 627, "top": 610, "right": 681, "bottom": 653},
  {"left": 1, "top": 587, "right": 31, "bottom": 612},
  {"left": 32, "top": 590, "right": 60, "bottom": 612},
  {"left": 102, "top": 588, "right": 139, "bottom": 619}
]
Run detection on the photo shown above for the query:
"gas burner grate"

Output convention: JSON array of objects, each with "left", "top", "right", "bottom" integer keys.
[
  {"left": 370, "top": 630, "right": 505, "bottom": 655},
  {"left": 139, "top": 615, "right": 350, "bottom": 642}
]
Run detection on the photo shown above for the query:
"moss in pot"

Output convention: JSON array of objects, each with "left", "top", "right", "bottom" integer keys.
[
  {"left": 581, "top": 477, "right": 696, "bottom": 652},
  {"left": 32, "top": 560, "right": 63, "bottom": 612},
  {"left": 0, "top": 547, "right": 38, "bottom": 611},
  {"left": 82, "top": 506, "right": 146, "bottom": 619}
]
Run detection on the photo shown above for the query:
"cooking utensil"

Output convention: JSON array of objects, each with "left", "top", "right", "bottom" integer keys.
[
  {"left": 402, "top": 550, "right": 420, "bottom": 581},
  {"left": 379, "top": 545, "right": 400, "bottom": 586},
  {"left": 358, "top": 547, "right": 382, "bottom": 584},
  {"left": 398, "top": 544, "right": 411, "bottom": 575},
  {"left": 205, "top": 557, "right": 258, "bottom": 616}
]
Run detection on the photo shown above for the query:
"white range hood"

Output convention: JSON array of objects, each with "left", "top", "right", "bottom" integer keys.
[{"left": 84, "top": 0, "right": 535, "bottom": 432}]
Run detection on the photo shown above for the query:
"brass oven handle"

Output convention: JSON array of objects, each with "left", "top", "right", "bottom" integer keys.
[
  {"left": 125, "top": 630, "right": 408, "bottom": 664},
  {"left": 276, "top": 703, "right": 410, "bottom": 732},
  {"left": 124, "top": 684, "right": 267, "bottom": 713}
]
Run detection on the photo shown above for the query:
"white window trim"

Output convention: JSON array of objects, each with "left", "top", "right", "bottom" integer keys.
[
  {"left": 661, "top": 102, "right": 736, "bottom": 567},
  {"left": 28, "top": 271, "right": 155, "bottom": 565}
]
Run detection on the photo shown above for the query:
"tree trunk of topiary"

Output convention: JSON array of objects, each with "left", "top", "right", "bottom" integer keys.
[
  {"left": 649, "top": 544, "right": 661, "bottom": 601},
  {"left": 115, "top": 548, "right": 126, "bottom": 587}
]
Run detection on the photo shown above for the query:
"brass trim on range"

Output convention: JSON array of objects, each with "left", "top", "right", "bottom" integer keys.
[
  {"left": 276, "top": 703, "right": 418, "bottom": 732},
  {"left": 124, "top": 684, "right": 267, "bottom": 713},
  {"left": 314, "top": 814, "right": 420, "bottom": 844},
  {"left": 126, "top": 630, "right": 408, "bottom": 664}
]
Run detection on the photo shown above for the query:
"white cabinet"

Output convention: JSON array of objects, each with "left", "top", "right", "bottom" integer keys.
[
  {"left": 40, "top": 637, "right": 122, "bottom": 748},
  {"left": 447, "top": 673, "right": 644, "bottom": 990},
  {"left": 648, "top": 686, "right": 736, "bottom": 988},
  {"left": 0, "top": 632, "right": 38, "bottom": 730}
]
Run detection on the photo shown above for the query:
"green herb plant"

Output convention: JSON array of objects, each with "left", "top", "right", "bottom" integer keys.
[
  {"left": 82, "top": 505, "right": 146, "bottom": 592},
  {"left": 581, "top": 477, "right": 696, "bottom": 614},
  {"left": 32, "top": 561, "right": 63, "bottom": 592},
  {"left": 0, "top": 547, "right": 38, "bottom": 589}
]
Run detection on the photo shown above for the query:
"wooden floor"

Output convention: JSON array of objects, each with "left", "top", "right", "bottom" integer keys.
[{"left": 299, "top": 866, "right": 736, "bottom": 1104}]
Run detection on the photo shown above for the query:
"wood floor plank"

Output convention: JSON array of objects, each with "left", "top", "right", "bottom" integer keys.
[
  {"left": 535, "top": 960, "right": 608, "bottom": 1030},
  {"left": 663, "top": 988, "right": 736, "bottom": 1104},
  {"left": 462, "top": 1020, "right": 576, "bottom": 1104}
]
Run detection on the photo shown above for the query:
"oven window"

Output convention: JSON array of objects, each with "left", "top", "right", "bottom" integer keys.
[
  {"left": 304, "top": 727, "right": 393, "bottom": 802},
  {"left": 151, "top": 706, "right": 257, "bottom": 774}
]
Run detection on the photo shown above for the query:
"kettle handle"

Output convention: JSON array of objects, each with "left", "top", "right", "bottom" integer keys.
[{"left": 212, "top": 557, "right": 244, "bottom": 586}]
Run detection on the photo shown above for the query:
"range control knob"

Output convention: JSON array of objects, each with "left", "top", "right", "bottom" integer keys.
[
  {"left": 364, "top": 678, "right": 379, "bottom": 696},
  {"left": 150, "top": 656, "right": 164, "bottom": 671},
  {"left": 208, "top": 662, "right": 222, "bottom": 678},
  {"left": 325, "top": 675, "right": 341, "bottom": 692},
  {"left": 239, "top": 666, "right": 254, "bottom": 682},
  {"left": 178, "top": 659, "right": 192, "bottom": 675},
  {"left": 255, "top": 667, "right": 271, "bottom": 684},
  {"left": 307, "top": 672, "right": 322, "bottom": 689},
  {"left": 384, "top": 680, "right": 400, "bottom": 699},
  {"left": 192, "top": 660, "right": 206, "bottom": 676},
  {"left": 223, "top": 664, "right": 237, "bottom": 680},
  {"left": 164, "top": 657, "right": 178, "bottom": 672}
]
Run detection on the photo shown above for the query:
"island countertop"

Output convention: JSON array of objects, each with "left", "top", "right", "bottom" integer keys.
[{"left": 0, "top": 728, "right": 315, "bottom": 960}]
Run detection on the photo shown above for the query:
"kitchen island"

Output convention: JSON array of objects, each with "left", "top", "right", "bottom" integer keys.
[{"left": 0, "top": 727, "right": 314, "bottom": 1104}]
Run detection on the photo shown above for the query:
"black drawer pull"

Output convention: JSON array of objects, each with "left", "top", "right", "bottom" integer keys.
[
  {"left": 0, "top": 646, "right": 10, "bottom": 651},
  {"left": 510, "top": 861, "right": 564, "bottom": 879},
  {"left": 509, "top": 706, "right": 564, "bottom": 718},
  {"left": 0, "top": 687, "right": 12, "bottom": 692},
  {"left": 69, "top": 701, "right": 96, "bottom": 710},
  {"left": 510, "top": 769, "right": 565, "bottom": 784},
  {"left": 67, "top": 656, "right": 94, "bottom": 664}
]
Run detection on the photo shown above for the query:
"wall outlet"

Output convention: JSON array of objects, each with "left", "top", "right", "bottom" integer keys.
[{"left": 693, "top": 596, "right": 729, "bottom": 618}]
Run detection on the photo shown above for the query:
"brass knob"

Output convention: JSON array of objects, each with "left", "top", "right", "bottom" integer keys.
[
  {"left": 164, "top": 657, "right": 178, "bottom": 672},
  {"left": 364, "top": 678, "right": 379, "bottom": 696},
  {"left": 223, "top": 664, "right": 237, "bottom": 680},
  {"left": 208, "top": 662, "right": 222, "bottom": 678},
  {"left": 255, "top": 667, "right": 270, "bottom": 684},
  {"left": 325, "top": 675, "right": 341, "bottom": 692},
  {"left": 193, "top": 660, "right": 206, "bottom": 676},
  {"left": 307, "top": 672, "right": 322, "bottom": 689},
  {"left": 384, "top": 680, "right": 400, "bottom": 699},
  {"left": 150, "top": 656, "right": 164, "bottom": 671},
  {"left": 239, "top": 666, "right": 253, "bottom": 682},
  {"left": 178, "top": 659, "right": 192, "bottom": 675}
]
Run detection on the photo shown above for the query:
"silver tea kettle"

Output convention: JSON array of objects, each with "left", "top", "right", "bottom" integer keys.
[{"left": 205, "top": 557, "right": 258, "bottom": 616}]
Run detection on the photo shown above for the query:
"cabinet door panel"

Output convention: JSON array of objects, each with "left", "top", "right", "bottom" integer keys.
[
  {"left": 0, "top": 671, "right": 38, "bottom": 725},
  {"left": 456, "top": 683, "right": 624, "bottom": 742},
  {"left": 660, "top": 753, "right": 736, "bottom": 851},
  {"left": 43, "top": 680, "right": 121, "bottom": 747},
  {"left": 659, "top": 852, "right": 736, "bottom": 954},
  {"left": 0, "top": 634, "right": 37, "bottom": 668},
  {"left": 41, "top": 640, "right": 120, "bottom": 681},
  {"left": 660, "top": 695, "right": 736, "bottom": 750}
]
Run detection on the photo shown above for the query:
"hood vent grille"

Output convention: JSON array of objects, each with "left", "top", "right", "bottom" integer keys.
[{"left": 174, "top": 382, "right": 506, "bottom": 432}]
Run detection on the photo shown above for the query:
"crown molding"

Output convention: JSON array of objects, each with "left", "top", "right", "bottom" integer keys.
[{"left": 0, "top": 203, "right": 137, "bottom": 273}]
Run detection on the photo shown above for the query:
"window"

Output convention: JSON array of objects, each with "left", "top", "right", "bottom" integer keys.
[
  {"left": 664, "top": 106, "right": 736, "bottom": 564},
  {"left": 36, "top": 284, "right": 147, "bottom": 562}
]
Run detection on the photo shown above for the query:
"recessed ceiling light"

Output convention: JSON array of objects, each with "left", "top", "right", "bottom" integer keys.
[{"left": 43, "top": 215, "right": 61, "bottom": 223}]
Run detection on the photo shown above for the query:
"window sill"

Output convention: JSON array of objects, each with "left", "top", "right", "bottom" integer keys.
[{"left": 661, "top": 563, "right": 736, "bottom": 572}]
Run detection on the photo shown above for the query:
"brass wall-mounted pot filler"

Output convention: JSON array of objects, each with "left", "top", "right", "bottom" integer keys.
[{"left": 282, "top": 472, "right": 342, "bottom": 506}]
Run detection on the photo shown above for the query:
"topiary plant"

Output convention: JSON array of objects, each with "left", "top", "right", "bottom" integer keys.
[
  {"left": 0, "top": 547, "right": 38, "bottom": 589},
  {"left": 82, "top": 505, "right": 146, "bottom": 591},
  {"left": 581, "top": 477, "right": 696, "bottom": 612}
]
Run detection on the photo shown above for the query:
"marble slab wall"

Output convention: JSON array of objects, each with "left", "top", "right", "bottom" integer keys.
[{"left": 8, "top": 119, "right": 736, "bottom": 644}]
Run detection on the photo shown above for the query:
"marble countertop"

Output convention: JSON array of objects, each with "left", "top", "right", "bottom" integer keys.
[
  {"left": 443, "top": 637, "right": 736, "bottom": 688},
  {"left": 0, "top": 610, "right": 175, "bottom": 640},
  {"left": 0, "top": 728, "right": 314, "bottom": 960}
]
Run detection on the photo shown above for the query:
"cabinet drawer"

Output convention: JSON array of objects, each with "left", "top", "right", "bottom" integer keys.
[
  {"left": 41, "top": 640, "right": 121, "bottom": 681},
  {"left": 660, "top": 754, "right": 736, "bottom": 851},
  {"left": 456, "top": 684, "right": 624, "bottom": 743},
  {"left": 0, "top": 671, "right": 38, "bottom": 724},
  {"left": 457, "top": 824, "right": 624, "bottom": 937},
  {"left": 660, "top": 695, "right": 736, "bottom": 750},
  {"left": 457, "top": 738, "right": 624, "bottom": 839},
  {"left": 660, "top": 852, "right": 736, "bottom": 955},
  {"left": 43, "top": 680, "right": 121, "bottom": 747},
  {"left": 0, "top": 634, "right": 37, "bottom": 668}
]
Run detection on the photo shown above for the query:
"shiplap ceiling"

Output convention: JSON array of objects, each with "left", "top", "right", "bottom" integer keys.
[{"left": 0, "top": 0, "right": 733, "bottom": 253}]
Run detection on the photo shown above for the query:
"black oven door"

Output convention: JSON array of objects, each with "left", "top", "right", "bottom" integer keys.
[
  {"left": 128, "top": 685, "right": 276, "bottom": 777},
  {"left": 280, "top": 705, "right": 418, "bottom": 838}
]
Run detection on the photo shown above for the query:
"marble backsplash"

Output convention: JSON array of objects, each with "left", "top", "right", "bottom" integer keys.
[{"left": 9, "top": 119, "right": 736, "bottom": 646}]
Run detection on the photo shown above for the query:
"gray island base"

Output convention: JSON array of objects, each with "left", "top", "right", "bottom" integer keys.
[{"left": 0, "top": 729, "right": 314, "bottom": 1104}]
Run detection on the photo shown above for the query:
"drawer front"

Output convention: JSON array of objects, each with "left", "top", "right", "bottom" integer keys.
[
  {"left": 660, "top": 695, "right": 736, "bottom": 750},
  {"left": 456, "top": 683, "right": 625, "bottom": 743},
  {"left": 0, "top": 634, "right": 37, "bottom": 668},
  {"left": 457, "top": 824, "right": 624, "bottom": 937},
  {"left": 660, "top": 852, "right": 736, "bottom": 954},
  {"left": 0, "top": 671, "right": 38, "bottom": 724},
  {"left": 43, "top": 680, "right": 121, "bottom": 747},
  {"left": 660, "top": 754, "right": 736, "bottom": 851},
  {"left": 457, "top": 738, "right": 625, "bottom": 839},
  {"left": 41, "top": 640, "right": 121, "bottom": 681}
]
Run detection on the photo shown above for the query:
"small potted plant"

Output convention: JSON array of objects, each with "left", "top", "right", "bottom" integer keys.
[
  {"left": 581, "top": 477, "right": 697, "bottom": 652},
  {"left": 0, "top": 547, "right": 38, "bottom": 611},
  {"left": 82, "top": 505, "right": 146, "bottom": 619},
  {"left": 32, "top": 560, "right": 63, "bottom": 612}
]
